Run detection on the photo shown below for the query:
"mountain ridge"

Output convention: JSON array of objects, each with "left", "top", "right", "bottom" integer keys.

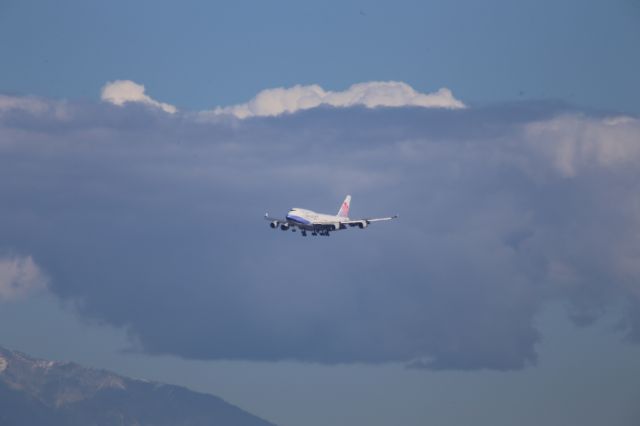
[{"left": 0, "top": 345, "right": 277, "bottom": 426}]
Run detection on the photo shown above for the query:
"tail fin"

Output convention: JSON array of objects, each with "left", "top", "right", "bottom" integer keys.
[{"left": 337, "top": 195, "right": 351, "bottom": 218}]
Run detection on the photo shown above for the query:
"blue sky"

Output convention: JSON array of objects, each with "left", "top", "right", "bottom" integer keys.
[
  {"left": 1, "top": 1, "right": 640, "bottom": 426},
  {"left": 1, "top": 0, "right": 639, "bottom": 111}
]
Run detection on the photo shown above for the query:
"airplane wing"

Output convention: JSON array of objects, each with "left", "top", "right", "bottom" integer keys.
[
  {"left": 341, "top": 215, "right": 398, "bottom": 223},
  {"left": 264, "top": 213, "right": 287, "bottom": 222},
  {"left": 340, "top": 215, "right": 398, "bottom": 227}
]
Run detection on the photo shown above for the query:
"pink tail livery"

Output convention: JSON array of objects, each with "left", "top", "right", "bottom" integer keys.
[{"left": 337, "top": 195, "right": 351, "bottom": 218}]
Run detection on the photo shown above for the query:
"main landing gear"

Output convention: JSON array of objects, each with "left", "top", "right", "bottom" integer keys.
[{"left": 303, "top": 229, "right": 330, "bottom": 237}]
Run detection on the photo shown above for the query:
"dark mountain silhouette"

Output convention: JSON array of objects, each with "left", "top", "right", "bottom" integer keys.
[{"left": 0, "top": 346, "right": 276, "bottom": 426}]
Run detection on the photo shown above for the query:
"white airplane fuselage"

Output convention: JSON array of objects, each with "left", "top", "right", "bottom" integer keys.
[{"left": 285, "top": 208, "right": 347, "bottom": 232}]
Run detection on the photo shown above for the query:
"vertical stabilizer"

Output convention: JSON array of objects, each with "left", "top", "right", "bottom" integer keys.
[{"left": 337, "top": 195, "right": 351, "bottom": 218}]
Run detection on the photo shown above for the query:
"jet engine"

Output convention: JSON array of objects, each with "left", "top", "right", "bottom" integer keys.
[
  {"left": 270, "top": 221, "right": 278, "bottom": 228},
  {"left": 358, "top": 220, "right": 369, "bottom": 229},
  {"left": 280, "top": 223, "right": 290, "bottom": 230}
]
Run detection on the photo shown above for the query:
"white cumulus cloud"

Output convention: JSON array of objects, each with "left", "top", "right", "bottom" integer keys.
[
  {"left": 208, "top": 81, "right": 465, "bottom": 119},
  {"left": 101, "top": 80, "right": 177, "bottom": 114},
  {"left": 98, "top": 80, "right": 463, "bottom": 119},
  {"left": 0, "top": 255, "right": 48, "bottom": 302}
]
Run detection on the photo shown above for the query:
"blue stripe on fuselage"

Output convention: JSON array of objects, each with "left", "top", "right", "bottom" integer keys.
[{"left": 287, "top": 214, "right": 312, "bottom": 225}]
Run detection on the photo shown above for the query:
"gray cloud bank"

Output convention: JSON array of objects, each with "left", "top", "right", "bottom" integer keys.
[{"left": 1, "top": 92, "right": 639, "bottom": 370}]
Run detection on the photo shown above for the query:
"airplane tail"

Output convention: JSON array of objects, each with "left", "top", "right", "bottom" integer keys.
[{"left": 337, "top": 195, "right": 351, "bottom": 218}]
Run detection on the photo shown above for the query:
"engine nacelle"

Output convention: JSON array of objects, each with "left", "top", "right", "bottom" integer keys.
[
  {"left": 270, "top": 221, "right": 278, "bottom": 229},
  {"left": 358, "top": 221, "right": 369, "bottom": 229},
  {"left": 280, "top": 223, "right": 290, "bottom": 230}
]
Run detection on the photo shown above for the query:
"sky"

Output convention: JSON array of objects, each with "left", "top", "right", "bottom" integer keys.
[
  {"left": 1, "top": 1, "right": 640, "bottom": 425},
  {"left": 1, "top": 0, "right": 639, "bottom": 111}
]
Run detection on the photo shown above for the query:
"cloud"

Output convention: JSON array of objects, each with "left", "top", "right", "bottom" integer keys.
[
  {"left": 99, "top": 80, "right": 464, "bottom": 119},
  {"left": 0, "top": 95, "right": 48, "bottom": 113},
  {"left": 0, "top": 95, "right": 71, "bottom": 121},
  {"left": 523, "top": 115, "right": 640, "bottom": 177},
  {"left": 0, "top": 255, "right": 48, "bottom": 302},
  {"left": 1, "top": 88, "right": 640, "bottom": 370},
  {"left": 101, "top": 80, "right": 177, "bottom": 114},
  {"left": 208, "top": 81, "right": 465, "bottom": 119}
]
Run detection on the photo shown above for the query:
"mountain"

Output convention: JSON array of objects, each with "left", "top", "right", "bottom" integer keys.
[{"left": 0, "top": 346, "right": 277, "bottom": 426}]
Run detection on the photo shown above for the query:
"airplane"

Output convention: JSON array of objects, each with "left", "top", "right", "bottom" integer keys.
[{"left": 265, "top": 195, "right": 398, "bottom": 237}]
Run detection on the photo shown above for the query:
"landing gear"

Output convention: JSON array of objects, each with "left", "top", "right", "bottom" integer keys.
[{"left": 300, "top": 229, "right": 329, "bottom": 237}]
